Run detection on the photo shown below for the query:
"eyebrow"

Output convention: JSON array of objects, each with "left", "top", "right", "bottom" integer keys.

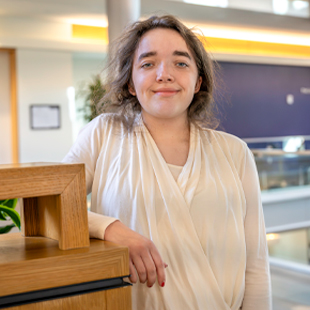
[
  {"left": 138, "top": 51, "right": 157, "bottom": 61},
  {"left": 173, "top": 50, "right": 191, "bottom": 60},
  {"left": 137, "top": 50, "right": 192, "bottom": 61}
]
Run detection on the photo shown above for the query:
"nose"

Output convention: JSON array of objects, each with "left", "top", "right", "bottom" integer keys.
[{"left": 156, "top": 63, "right": 174, "bottom": 83}]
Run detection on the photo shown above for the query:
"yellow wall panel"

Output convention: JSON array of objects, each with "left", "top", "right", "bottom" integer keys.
[
  {"left": 72, "top": 24, "right": 108, "bottom": 44},
  {"left": 71, "top": 25, "right": 309, "bottom": 59},
  {"left": 203, "top": 37, "right": 310, "bottom": 58}
]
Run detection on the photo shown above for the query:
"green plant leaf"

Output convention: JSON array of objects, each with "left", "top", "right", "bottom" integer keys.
[
  {"left": 0, "top": 198, "right": 18, "bottom": 209},
  {"left": 0, "top": 211, "right": 7, "bottom": 221},
  {"left": 0, "top": 224, "right": 16, "bottom": 234},
  {"left": 0, "top": 205, "right": 20, "bottom": 230}
]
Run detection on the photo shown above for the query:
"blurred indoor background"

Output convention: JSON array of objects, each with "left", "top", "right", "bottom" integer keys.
[{"left": 0, "top": 1, "right": 310, "bottom": 309}]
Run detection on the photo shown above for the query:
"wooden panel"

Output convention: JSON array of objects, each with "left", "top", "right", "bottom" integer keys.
[
  {"left": 0, "top": 50, "right": 12, "bottom": 164},
  {"left": 0, "top": 163, "right": 89, "bottom": 250},
  {"left": 0, "top": 163, "right": 81, "bottom": 199},
  {"left": 9, "top": 49, "right": 18, "bottom": 164},
  {"left": 106, "top": 286, "right": 132, "bottom": 310},
  {"left": 5, "top": 290, "right": 108, "bottom": 310},
  {"left": 58, "top": 168, "right": 89, "bottom": 250},
  {"left": 22, "top": 196, "right": 60, "bottom": 241},
  {"left": 21, "top": 197, "right": 40, "bottom": 236},
  {"left": 63, "top": 291, "right": 107, "bottom": 310},
  {"left": 4, "top": 288, "right": 132, "bottom": 310},
  {"left": 37, "top": 195, "right": 60, "bottom": 240},
  {"left": 0, "top": 163, "right": 131, "bottom": 309},
  {"left": 0, "top": 234, "right": 130, "bottom": 297}
]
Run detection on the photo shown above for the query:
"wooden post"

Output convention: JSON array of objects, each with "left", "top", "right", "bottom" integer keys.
[{"left": 0, "top": 163, "right": 89, "bottom": 250}]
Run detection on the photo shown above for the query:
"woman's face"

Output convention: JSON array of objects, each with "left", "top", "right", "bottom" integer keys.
[{"left": 129, "top": 28, "right": 202, "bottom": 123}]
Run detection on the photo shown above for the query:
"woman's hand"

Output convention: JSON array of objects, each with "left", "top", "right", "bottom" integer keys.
[{"left": 104, "top": 220, "right": 167, "bottom": 288}]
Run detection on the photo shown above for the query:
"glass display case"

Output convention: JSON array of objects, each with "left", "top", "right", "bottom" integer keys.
[
  {"left": 253, "top": 149, "right": 310, "bottom": 270},
  {"left": 252, "top": 150, "right": 310, "bottom": 191},
  {"left": 267, "top": 227, "right": 310, "bottom": 265}
]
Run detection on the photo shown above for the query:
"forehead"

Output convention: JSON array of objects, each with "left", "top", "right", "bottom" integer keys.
[{"left": 134, "top": 28, "right": 193, "bottom": 59}]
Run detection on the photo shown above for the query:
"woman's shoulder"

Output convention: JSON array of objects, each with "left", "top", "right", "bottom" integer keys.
[
  {"left": 202, "top": 128, "right": 247, "bottom": 150},
  {"left": 81, "top": 113, "right": 129, "bottom": 133},
  {"left": 201, "top": 128, "right": 252, "bottom": 177},
  {"left": 201, "top": 128, "right": 250, "bottom": 165}
]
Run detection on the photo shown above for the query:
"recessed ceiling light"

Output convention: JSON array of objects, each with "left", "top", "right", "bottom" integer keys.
[
  {"left": 273, "top": 0, "right": 289, "bottom": 15},
  {"left": 292, "top": 0, "right": 309, "bottom": 10},
  {"left": 183, "top": 0, "right": 228, "bottom": 8}
]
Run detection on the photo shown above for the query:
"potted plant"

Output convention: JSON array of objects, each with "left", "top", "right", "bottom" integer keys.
[
  {"left": 78, "top": 75, "right": 106, "bottom": 123},
  {"left": 0, "top": 199, "right": 21, "bottom": 234}
]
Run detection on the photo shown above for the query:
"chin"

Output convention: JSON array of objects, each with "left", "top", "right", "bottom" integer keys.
[
  {"left": 154, "top": 111, "right": 187, "bottom": 120},
  {"left": 142, "top": 106, "right": 188, "bottom": 121}
]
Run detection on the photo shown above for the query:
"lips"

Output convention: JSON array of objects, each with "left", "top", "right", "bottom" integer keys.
[{"left": 153, "top": 88, "right": 180, "bottom": 97}]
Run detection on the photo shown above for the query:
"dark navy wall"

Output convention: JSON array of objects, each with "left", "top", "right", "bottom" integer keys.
[{"left": 216, "top": 62, "right": 310, "bottom": 139}]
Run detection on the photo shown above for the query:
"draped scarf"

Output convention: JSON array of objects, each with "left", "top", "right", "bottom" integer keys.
[{"left": 93, "top": 115, "right": 246, "bottom": 310}]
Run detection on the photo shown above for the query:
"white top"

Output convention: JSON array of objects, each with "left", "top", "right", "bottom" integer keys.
[
  {"left": 62, "top": 113, "right": 272, "bottom": 310},
  {"left": 167, "top": 163, "right": 183, "bottom": 181}
]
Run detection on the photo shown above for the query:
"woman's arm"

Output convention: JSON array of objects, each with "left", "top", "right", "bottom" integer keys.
[
  {"left": 62, "top": 115, "right": 167, "bottom": 287},
  {"left": 105, "top": 220, "right": 167, "bottom": 287},
  {"left": 62, "top": 116, "right": 119, "bottom": 238},
  {"left": 241, "top": 147, "right": 272, "bottom": 309}
]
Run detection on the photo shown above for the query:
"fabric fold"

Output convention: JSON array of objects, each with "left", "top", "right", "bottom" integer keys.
[
  {"left": 135, "top": 119, "right": 232, "bottom": 310},
  {"left": 63, "top": 113, "right": 272, "bottom": 310}
]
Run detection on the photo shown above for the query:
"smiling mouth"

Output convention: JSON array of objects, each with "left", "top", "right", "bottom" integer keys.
[{"left": 153, "top": 89, "right": 179, "bottom": 97}]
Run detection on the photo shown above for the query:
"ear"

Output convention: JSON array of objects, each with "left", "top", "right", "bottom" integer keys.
[
  {"left": 194, "top": 76, "right": 202, "bottom": 94},
  {"left": 128, "top": 82, "right": 136, "bottom": 96}
]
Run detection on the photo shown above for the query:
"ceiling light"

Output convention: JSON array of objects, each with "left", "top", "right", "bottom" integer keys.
[
  {"left": 183, "top": 0, "right": 228, "bottom": 8},
  {"left": 292, "top": 0, "right": 309, "bottom": 10},
  {"left": 273, "top": 0, "right": 289, "bottom": 15},
  {"left": 266, "top": 233, "right": 280, "bottom": 241}
]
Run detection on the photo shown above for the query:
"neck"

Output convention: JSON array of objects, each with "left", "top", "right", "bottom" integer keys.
[{"left": 141, "top": 112, "right": 190, "bottom": 143}]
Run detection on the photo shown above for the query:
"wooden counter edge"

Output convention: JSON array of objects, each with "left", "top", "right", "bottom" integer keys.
[{"left": 0, "top": 234, "right": 130, "bottom": 297}]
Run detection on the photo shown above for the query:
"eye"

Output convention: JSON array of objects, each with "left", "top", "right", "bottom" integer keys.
[
  {"left": 141, "top": 63, "right": 153, "bottom": 68},
  {"left": 176, "top": 62, "right": 188, "bottom": 68}
]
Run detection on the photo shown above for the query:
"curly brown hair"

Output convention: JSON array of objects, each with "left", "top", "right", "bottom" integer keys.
[{"left": 101, "top": 15, "right": 219, "bottom": 129}]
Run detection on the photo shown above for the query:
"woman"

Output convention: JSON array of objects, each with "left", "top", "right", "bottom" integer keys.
[{"left": 63, "top": 15, "right": 272, "bottom": 310}]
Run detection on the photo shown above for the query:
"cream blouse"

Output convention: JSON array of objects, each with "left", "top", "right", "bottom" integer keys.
[{"left": 62, "top": 113, "right": 272, "bottom": 310}]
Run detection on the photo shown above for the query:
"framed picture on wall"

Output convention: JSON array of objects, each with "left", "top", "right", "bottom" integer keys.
[{"left": 30, "top": 104, "right": 61, "bottom": 130}]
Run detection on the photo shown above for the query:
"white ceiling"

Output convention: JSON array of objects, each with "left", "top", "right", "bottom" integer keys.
[
  {"left": 0, "top": 0, "right": 309, "bottom": 32},
  {"left": 0, "top": 0, "right": 107, "bottom": 23},
  {"left": 1, "top": 0, "right": 309, "bottom": 65}
]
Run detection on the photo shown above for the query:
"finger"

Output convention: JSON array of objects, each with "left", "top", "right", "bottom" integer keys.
[
  {"left": 132, "top": 256, "right": 147, "bottom": 284},
  {"left": 129, "top": 260, "right": 137, "bottom": 283},
  {"left": 150, "top": 247, "right": 166, "bottom": 287},
  {"left": 141, "top": 252, "right": 157, "bottom": 287}
]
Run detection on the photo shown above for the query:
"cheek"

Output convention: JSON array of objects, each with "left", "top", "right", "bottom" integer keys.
[{"left": 133, "top": 75, "right": 149, "bottom": 94}]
